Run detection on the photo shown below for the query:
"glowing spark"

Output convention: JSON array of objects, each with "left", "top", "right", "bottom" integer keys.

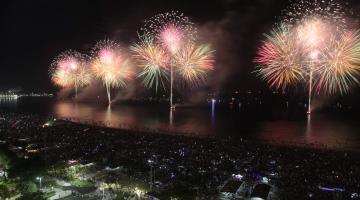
[
  {"left": 160, "top": 25, "right": 183, "bottom": 53},
  {"left": 295, "top": 18, "right": 333, "bottom": 50},
  {"left": 75, "top": 65, "right": 93, "bottom": 87},
  {"left": 281, "top": 0, "right": 347, "bottom": 31},
  {"left": 51, "top": 69, "right": 73, "bottom": 88}
]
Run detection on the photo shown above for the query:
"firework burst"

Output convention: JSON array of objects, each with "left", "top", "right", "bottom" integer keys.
[
  {"left": 131, "top": 34, "right": 169, "bottom": 92},
  {"left": 295, "top": 17, "right": 333, "bottom": 51},
  {"left": 50, "top": 50, "right": 92, "bottom": 98},
  {"left": 314, "top": 31, "right": 360, "bottom": 94},
  {"left": 74, "top": 64, "right": 93, "bottom": 87},
  {"left": 256, "top": 0, "right": 360, "bottom": 114},
  {"left": 174, "top": 42, "right": 214, "bottom": 85},
  {"left": 141, "top": 11, "right": 196, "bottom": 53},
  {"left": 254, "top": 24, "right": 305, "bottom": 90},
  {"left": 136, "top": 11, "right": 214, "bottom": 108},
  {"left": 51, "top": 69, "right": 74, "bottom": 88},
  {"left": 92, "top": 39, "right": 133, "bottom": 104}
]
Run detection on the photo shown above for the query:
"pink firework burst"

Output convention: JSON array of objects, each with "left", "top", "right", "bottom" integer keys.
[
  {"left": 159, "top": 24, "right": 183, "bottom": 53},
  {"left": 50, "top": 50, "right": 86, "bottom": 88},
  {"left": 58, "top": 57, "right": 79, "bottom": 72},
  {"left": 91, "top": 39, "right": 134, "bottom": 104},
  {"left": 141, "top": 11, "right": 196, "bottom": 52}
]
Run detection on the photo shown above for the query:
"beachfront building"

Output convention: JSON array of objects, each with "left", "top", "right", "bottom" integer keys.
[
  {"left": 219, "top": 176, "right": 247, "bottom": 199},
  {"left": 250, "top": 182, "right": 275, "bottom": 200}
]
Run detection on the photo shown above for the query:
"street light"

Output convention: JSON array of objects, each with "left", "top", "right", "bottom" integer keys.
[
  {"left": 36, "top": 176, "right": 42, "bottom": 190},
  {"left": 100, "top": 182, "right": 109, "bottom": 200},
  {"left": 134, "top": 187, "right": 143, "bottom": 197},
  {"left": 211, "top": 99, "right": 216, "bottom": 127},
  {"left": 101, "top": 184, "right": 105, "bottom": 200},
  {"left": 148, "top": 159, "right": 155, "bottom": 190}
]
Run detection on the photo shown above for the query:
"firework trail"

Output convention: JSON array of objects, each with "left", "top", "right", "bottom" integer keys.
[
  {"left": 92, "top": 39, "right": 133, "bottom": 104},
  {"left": 285, "top": 0, "right": 352, "bottom": 113},
  {"left": 174, "top": 42, "right": 215, "bottom": 86},
  {"left": 295, "top": 17, "right": 335, "bottom": 113},
  {"left": 131, "top": 34, "right": 169, "bottom": 93},
  {"left": 254, "top": 24, "right": 305, "bottom": 91},
  {"left": 50, "top": 50, "right": 92, "bottom": 98}
]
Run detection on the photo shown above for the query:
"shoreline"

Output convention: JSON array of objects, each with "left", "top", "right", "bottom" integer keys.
[
  {"left": 59, "top": 116, "right": 360, "bottom": 153},
  {"left": 1, "top": 112, "right": 360, "bottom": 199}
]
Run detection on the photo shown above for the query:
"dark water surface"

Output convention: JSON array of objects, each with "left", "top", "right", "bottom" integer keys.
[{"left": 1, "top": 97, "right": 360, "bottom": 150}]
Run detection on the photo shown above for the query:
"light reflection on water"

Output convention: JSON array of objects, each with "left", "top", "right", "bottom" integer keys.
[
  {"left": 53, "top": 101, "right": 223, "bottom": 137},
  {"left": 0, "top": 96, "right": 18, "bottom": 107},
  {"left": 2, "top": 98, "right": 360, "bottom": 150},
  {"left": 258, "top": 115, "right": 359, "bottom": 150}
]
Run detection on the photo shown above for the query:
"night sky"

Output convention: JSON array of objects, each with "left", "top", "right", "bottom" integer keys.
[{"left": 1, "top": 0, "right": 360, "bottom": 97}]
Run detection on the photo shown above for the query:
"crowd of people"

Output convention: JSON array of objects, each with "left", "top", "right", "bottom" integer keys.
[{"left": 0, "top": 112, "right": 360, "bottom": 199}]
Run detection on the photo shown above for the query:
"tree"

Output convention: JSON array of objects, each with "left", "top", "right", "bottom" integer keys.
[
  {"left": 17, "top": 181, "right": 37, "bottom": 193},
  {"left": 0, "top": 184, "right": 11, "bottom": 199},
  {"left": 18, "top": 192, "right": 46, "bottom": 200}
]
